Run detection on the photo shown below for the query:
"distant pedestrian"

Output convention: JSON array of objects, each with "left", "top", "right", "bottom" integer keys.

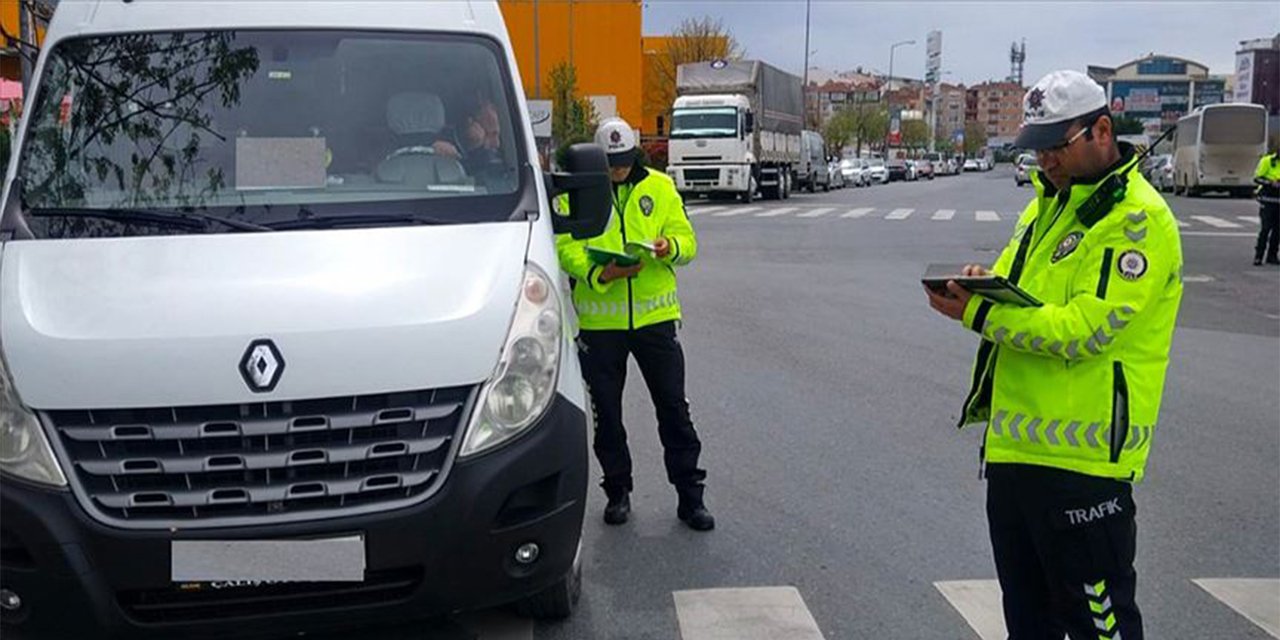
[{"left": 1253, "top": 144, "right": 1280, "bottom": 266}]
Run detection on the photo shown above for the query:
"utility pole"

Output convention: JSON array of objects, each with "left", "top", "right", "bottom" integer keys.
[
  {"left": 19, "top": 1, "right": 33, "bottom": 93},
  {"left": 802, "top": 0, "right": 811, "bottom": 128},
  {"left": 885, "top": 40, "right": 915, "bottom": 152},
  {"left": 533, "top": 0, "right": 541, "bottom": 98}
]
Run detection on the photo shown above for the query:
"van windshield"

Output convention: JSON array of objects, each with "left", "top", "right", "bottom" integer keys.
[{"left": 17, "top": 30, "right": 527, "bottom": 237}]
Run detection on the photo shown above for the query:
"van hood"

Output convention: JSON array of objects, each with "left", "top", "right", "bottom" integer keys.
[{"left": 1, "top": 223, "right": 530, "bottom": 409}]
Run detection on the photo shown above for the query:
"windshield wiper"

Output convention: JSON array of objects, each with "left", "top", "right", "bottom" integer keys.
[
  {"left": 29, "top": 207, "right": 273, "bottom": 232},
  {"left": 266, "top": 214, "right": 452, "bottom": 230}
]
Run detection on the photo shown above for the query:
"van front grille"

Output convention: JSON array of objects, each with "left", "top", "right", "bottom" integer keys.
[{"left": 44, "top": 386, "right": 474, "bottom": 528}]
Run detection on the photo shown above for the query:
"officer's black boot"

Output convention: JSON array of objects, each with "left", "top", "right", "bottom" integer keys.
[
  {"left": 603, "top": 492, "right": 630, "bottom": 526},
  {"left": 676, "top": 486, "right": 715, "bottom": 531}
]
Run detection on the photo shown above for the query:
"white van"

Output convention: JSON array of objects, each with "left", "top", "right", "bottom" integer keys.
[{"left": 0, "top": 2, "right": 612, "bottom": 638}]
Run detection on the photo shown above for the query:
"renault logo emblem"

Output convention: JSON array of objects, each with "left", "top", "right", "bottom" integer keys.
[{"left": 240, "top": 339, "right": 285, "bottom": 393}]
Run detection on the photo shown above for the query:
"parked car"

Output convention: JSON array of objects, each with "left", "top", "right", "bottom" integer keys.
[
  {"left": 963, "top": 158, "right": 980, "bottom": 172},
  {"left": 839, "top": 158, "right": 864, "bottom": 187},
  {"left": 828, "top": 160, "right": 845, "bottom": 189},
  {"left": 865, "top": 157, "right": 889, "bottom": 184},
  {"left": 1015, "top": 157, "right": 1039, "bottom": 186},
  {"left": 1143, "top": 154, "right": 1174, "bottom": 192},
  {"left": 887, "top": 158, "right": 910, "bottom": 182},
  {"left": 915, "top": 158, "right": 934, "bottom": 180}
]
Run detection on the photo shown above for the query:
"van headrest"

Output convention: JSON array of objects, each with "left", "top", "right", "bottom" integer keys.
[{"left": 386, "top": 92, "right": 445, "bottom": 135}]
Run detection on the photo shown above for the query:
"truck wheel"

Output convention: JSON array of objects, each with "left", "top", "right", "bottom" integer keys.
[
  {"left": 740, "top": 187, "right": 754, "bottom": 204},
  {"left": 515, "top": 546, "right": 582, "bottom": 620}
]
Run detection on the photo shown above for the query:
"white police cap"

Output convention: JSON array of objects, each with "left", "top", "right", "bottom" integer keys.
[
  {"left": 1015, "top": 70, "right": 1109, "bottom": 150},
  {"left": 595, "top": 117, "right": 639, "bottom": 167}
]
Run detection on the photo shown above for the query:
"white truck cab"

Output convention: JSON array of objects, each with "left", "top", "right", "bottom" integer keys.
[{"left": 0, "top": 2, "right": 611, "bottom": 637}]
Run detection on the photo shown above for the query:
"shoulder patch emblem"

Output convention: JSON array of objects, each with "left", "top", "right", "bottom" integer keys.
[
  {"left": 1052, "top": 231, "right": 1084, "bottom": 263},
  {"left": 1117, "top": 250, "right": 1148, "bottom": 281},
  {"left": 639, "top": 195, "right": 654, "bottom": 216}
]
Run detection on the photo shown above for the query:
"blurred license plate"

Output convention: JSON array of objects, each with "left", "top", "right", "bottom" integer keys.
[{"left": 171, "top": 536, "right": 365, "bottom": 583}]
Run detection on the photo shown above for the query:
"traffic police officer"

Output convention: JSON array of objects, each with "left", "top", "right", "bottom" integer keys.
[
  {"left": 1253, "top": 144, "right": 1280, "bottom": 265},
  {"left": 925, "top": 70, "right": 1183, "bottom": 639},
  {"left": 555, "top": 117, "right": 713, "bottom": 531}
]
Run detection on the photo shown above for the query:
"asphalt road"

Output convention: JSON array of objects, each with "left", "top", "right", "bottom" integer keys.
[{"left": 293, "top": 166, "right": 1280, "bottom": 639}]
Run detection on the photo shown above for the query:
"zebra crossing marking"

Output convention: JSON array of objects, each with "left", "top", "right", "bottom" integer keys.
[
  {"left": 932, "top": 209, "right": 956, "bottom": 220},
  {"left": 1237, "top": 216, "right": 1260, "bottom": 225},
  {"left": 975, "top": 210, "right": 1002, "bottom": 222},
  {"left": 798, "top": 207, "right": 836, "bottom": 218},
  {"left": 757, "top": 207, "right": 799, "bottom": 218},
  {"left": 688, "top": 206, "right": 726, "bottom": 216},
  {"left": 1192, "top": 579, "right": 1280, "bottom": 638},
  {"left": 715, "top": 207, "right": 759, "bottom": 217},
  {"left": 841, "top": 207, "right": 876, "bottom": 218},
  {"left": 1175, "top": 218, "right": 1191, "bottom": 228},
  {"left": 934, "top": 580, "right": 1006, "bottom": 640},
  {"left": 674, "top": 587, "right": 826, "bottom": 640},
  {"left": 1191, "top": 215, "right": 1242, "bottom": 229},
  {"left": 886, "top": 208, "right": 914, "bottom": 220},
  {"left": 834, "top": 209, "right": 875, "bottom": 220}
]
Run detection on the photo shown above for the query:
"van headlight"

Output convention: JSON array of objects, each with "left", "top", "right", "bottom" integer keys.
[
  {"left": 460, "top": 264, "right": 563, "bottom": 457},
  {"left": 0, "top": 355, "right": 67, "bottom": 486}
]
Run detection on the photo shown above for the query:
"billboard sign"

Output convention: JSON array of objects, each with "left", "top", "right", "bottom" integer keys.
[
  {"left": 925, "top": 31, "right": 942, "bottom": 87},
  {"left": 1235, "top": 51, "right": 1254, "bottom": 104}
]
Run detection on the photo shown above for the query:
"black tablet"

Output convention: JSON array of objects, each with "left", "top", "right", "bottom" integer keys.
[{"left": 922, "top": 275, "right": 1043, "bottom": 307}]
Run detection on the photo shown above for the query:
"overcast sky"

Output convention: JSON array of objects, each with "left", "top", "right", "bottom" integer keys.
[{"left": 641, "top": 1, "right": 1275, "bottom": 84}]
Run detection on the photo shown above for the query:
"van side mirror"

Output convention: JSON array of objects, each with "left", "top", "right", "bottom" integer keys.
[
  {"left": 743, "top": 113, "right": 755, "bottom": 134},
  {"left": 548, "top": 143, "right": 611, "bottom": 240}
]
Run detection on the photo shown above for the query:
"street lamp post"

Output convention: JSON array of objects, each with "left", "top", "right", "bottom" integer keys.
[
  {"left": 884, "top": 39, "right": 915, "bottom": 152},
  {"left": 802, "top": 0, "right": 812, "bottom": 127}
]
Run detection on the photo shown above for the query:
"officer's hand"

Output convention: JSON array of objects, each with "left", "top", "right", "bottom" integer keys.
[
  {"left": 653, "top": 237, "right": 671, "bottom": 258},
  {"left": 600, "top": 261, "right": 644, "bottom": 283},
  {"left": 960, "top": 264, "right": 991, "bottom": 277},
  {"left": 924, "top": 280, "right": 974, "bottom": 321}
]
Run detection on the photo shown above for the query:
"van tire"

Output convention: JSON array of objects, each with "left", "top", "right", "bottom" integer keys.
[{"left": 515, "top": 548, "right": 582, "bottom": 620}]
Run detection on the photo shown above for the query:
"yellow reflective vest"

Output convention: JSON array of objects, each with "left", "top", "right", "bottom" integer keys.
[
  {"left": 959, "top": 145, "right": 1183, "bottom": 482},
  {"left": 555, "top": 166, "right": 698, "bottom": 331},
  {"left": 1256, "top": 153, "right": 1280, "bottom": 203}
]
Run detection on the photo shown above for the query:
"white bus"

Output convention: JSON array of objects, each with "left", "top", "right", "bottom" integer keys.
[{"left": 1173, "top": 103, "right": 1268, "bottom": 197}]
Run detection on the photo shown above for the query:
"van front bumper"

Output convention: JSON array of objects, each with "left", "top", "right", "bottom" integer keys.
[{"left": 0, "top": 395, "right": 587, "bottom": 639}]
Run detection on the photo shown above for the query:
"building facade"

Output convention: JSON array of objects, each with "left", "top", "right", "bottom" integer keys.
[
  {"left": 1087, "top": 54, "right": 1227, "bottom": 138},
  {"left": 499, "top": 0, "right": 643, "bottom": 130},
  {"left": 965, "top": 81, "right": 1023, "bottom": 146},
  {"left": 1235, "top": 35, "right": 1280, "bottom": 117}
]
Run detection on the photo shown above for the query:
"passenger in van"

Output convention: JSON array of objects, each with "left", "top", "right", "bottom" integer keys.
[
  {"left": 376, "top": 91, "right": 468, "bottom": 186},
  {"left": 432, "top": 92, "right": 505, "bottom": 180}
]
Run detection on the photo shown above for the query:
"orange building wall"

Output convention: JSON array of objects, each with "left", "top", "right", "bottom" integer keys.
[
  {"left": 499, "top": 0, "right": 642, "bottom": 130},
  {"left": 641, "top": 35, "right": 672, "bottom": 136}
]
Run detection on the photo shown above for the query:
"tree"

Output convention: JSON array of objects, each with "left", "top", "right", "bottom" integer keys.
[
  {"left": 901, "top": 119, "right": 930, "bottom": 152},
  {"left": 934, "top": 132, "right": 955, "bottom": 155},
  {"left": 854, "top": 106, "right": 889, "bottom": 154},
  {"left": 823, "top": 107, "right": 856, "bottom": 154},
  {"left": 549, "top": 61, "right": 597, "bottom": 166},
  {"left": 645, "top": 17, "right": 744, "bottom": 136},
  {"left": 1113, "top": 115, "right": 1145, "bottom": 136},
  {"left": 963, "top": 122, "right": 988, "bottom": 156}
]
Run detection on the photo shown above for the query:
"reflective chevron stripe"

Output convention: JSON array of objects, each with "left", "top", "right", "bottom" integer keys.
[{"left": 988, "top": 414, "right": 1156, "bottom": 454}]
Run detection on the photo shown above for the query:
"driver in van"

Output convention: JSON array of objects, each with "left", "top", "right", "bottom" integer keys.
[{"left": 433, "top": 92, "right": 503, "bottom": 177}]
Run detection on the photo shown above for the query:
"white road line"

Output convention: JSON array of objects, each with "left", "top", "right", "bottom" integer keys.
[
  {"left": 714, "top": 207, "right": 758, "bottom": 217},
  {"left": 886, "top": 208, "right": 915, "bottom": 220},
  {"left": 688, "top": 206, "right": 726, "bottom": 216},
  {"left": 1193, "top": 579, "right": 1280, "bottom": 638},
  {"left": 975, "top": 210, "right": 1002, "bottom": 222},
  {"left": 841, "top": 207, "right": 876, "bottom": 218},
  {"left": 932, "top": 209, "right": 956, "bottom": 220},
  {"left": 1191, "top": 215, "right": 1242, "bottom": 228},
  {"left": 1237, "top": 216, "right": 1261, "bottom": 225},
  {"left": 757, "top": 207, "right": 799, "bottom": 218},
  {"left": 1181, "top": 231, "right": 1257, "bottom": 237},
  {"left": 798, "top": 207, "right": 835, "bottom": 218},
  {"left": 674, "top": 587, "right": 826, "bottom": 640},
  {"left": 1183, "top": 275, "right": 1216, "bottom": 283},
  {"left": 934, "top": 580, "right": 1006, "bottom": 640},
  {"left": 1174, "top": 218, "right": 1191, "bottom": 228}
]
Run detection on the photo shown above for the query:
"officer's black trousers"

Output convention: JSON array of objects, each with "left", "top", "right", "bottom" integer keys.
[
  {"left": 986, "top": 463, "right": 1142, "bottom": 640},
  {"left": 1256, "top": 201, "right": 1279, "bottom": 262},
  {"left": 576, "top": 320, "right": 706, "bottom": 505}
]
